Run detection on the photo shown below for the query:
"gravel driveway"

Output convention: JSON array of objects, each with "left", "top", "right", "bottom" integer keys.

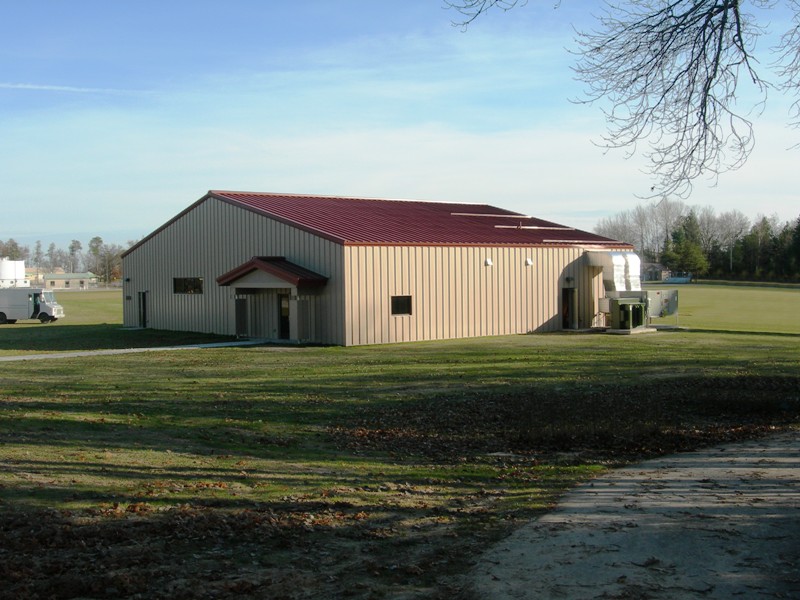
[{"left": 470, "top": 431, "right": 800, "bottom": 599}]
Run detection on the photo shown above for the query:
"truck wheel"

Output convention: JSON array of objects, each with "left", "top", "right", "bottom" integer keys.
[
  {"left": 39, "top": 313, "right": 51, "bottom": 323},
  {"left": 0, "top": 312, "right": 6, "bottom": 325}
]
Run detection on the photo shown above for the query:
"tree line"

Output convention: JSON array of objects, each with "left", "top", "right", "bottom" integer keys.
[
  {"left": 595, "top": 200, "right": 800, "bottom": 282},
  {"left": 0, "top": 237, "right": 134, "bottom": 284}
]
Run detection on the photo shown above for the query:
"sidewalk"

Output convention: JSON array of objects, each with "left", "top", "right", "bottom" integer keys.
[
  {"left": 470, "top": 431, "right": 800, "bottom": 599},
  {"left": 0, "top": 339, "right": 271, "bottom": 362}
]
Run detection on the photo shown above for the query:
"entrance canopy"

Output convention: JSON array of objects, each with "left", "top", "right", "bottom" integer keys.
[{"left": 216, "top": 256, "right": 328, "bottom": 290}]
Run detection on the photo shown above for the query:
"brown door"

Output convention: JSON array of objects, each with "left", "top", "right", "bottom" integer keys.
[
  {"left": 138, "top": 291, "right": 148, "bottom": 328},
  {"left": 562, "top": 288, "right": 578, "bottom": 330},
  {"left": 235, "top": 298, "right": 248, "bottom": 338},
  {"left": 278, "top": 294, "right": 290, "bottom": 340}
]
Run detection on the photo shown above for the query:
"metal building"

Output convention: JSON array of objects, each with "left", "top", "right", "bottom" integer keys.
[{"left": 121, "top": 191, "right": 633, "bottom": 345}]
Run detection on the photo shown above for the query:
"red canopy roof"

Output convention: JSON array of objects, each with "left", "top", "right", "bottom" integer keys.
[
  {"left": 217, "top": 256, "right": 328, "bottom": 288},
  {"left": 210, "top": 191, "right": 628, "bottom": 247}
]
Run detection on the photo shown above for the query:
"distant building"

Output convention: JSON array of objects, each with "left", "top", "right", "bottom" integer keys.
[
  {"left": 642, "top": 263, "right": 669, "bottom": 282},
  {"left": 122, "top": 191, "right": 634, "bottom": 345},
  {"left": 43, "top": 272, "right": 98, "bottom": 290}
]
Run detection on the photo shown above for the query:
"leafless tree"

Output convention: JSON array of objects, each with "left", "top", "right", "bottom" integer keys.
[
  {"left": 444, "top": 0, "right": 529, "bottom": 28},
  {"left": 631, "top": 203, "right": 660, "bottom": 256},
  {"left": 574, "top": 1, "right": 772, "bottom": 198},
  {"left": 716, "top": 208, "right": 750, "bottom": 270},
  {"left": 595, "top": 210, "right": 638, "bottom": 246},
  {"left": 447, "top": 1, "right": 800, "bottom": 197},
  {"left": 595, "top": 198, "right": 687, "bottom": 257},
  {"left": 775, "top": 0, "right": 800, "bottom": 129},
  {"left": 695, "top": 205, "right": 720, "bottom": 255},
  {"left": 654, "top": 197, "right": 687, "bottom": 246}
]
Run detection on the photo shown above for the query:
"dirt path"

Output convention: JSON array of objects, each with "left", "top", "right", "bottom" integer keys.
[{"left": 470, "top": 431, "right": 800, "bottom": 599}]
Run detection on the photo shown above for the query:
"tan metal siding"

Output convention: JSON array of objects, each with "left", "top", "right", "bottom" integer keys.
[
  {"left": 122, "top": 195, "right": 609, "bottom": 346},
  {"left": 122, "top": 198, "right": 345, "bottom": 344},
  {"left": 342, "top": 244, "right": 598, "bottom": 346}
]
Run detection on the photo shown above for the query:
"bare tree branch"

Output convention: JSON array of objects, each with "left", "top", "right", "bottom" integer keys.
[
  {"left": 444, "top": 0, "right": 529, "bottom": 28},
  {"left": 446, "top": 0, "right": 800, "bottom": 199},
  {"left": 774, "top": 0, "right": 800, "bottom": 129},
  {"left": 574, "top": 1, "right": 770, "bottom": 198}
]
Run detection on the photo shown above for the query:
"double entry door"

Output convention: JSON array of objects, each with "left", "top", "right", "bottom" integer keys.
[{"left": 234, "top": 291, "right": 290, "bottom": 340}]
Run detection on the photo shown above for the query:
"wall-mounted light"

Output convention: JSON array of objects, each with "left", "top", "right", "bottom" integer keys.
[
  {"left": 484, "top": 258, "right": 493, "bottom": 266},
  {"left": 525, "top": 258, "right": 533, "bottom": 267}
]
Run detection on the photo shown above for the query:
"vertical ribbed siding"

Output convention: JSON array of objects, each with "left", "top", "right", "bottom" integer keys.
[
  {"left": 342, "top": 244, "right": 596, "bottom": 346},
  {"left": 121, "top": 196, "right": 606, "bottom": 347},
  {"left": 122, "top": 198, "right": 346, "bottom": 344}
]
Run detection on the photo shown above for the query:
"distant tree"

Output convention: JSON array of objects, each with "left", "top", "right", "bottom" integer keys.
[
  {"left": 2, "top": 238, "right": 25, "bottom": 261},
  {"left": 662, "top": 216, "right": 709, "bottom": 277},
  {"left": 46, "top": 243, "right": 58, "bottom": 271},
  {"left": 68, "top": 239, "right": 83, "bottom": 273},
  {"left": 791, "top": 216, "right": 800, "bottom": 275},
  {"left": 631, "top": 203, "right": 659, "bottom": 260},
  {"left": 660, "top": 236, "right": 680, "bottom": 270},
  {"left": 681, "top": 210, "right": 704, "bottom": 247},
  {"left": 33, "top": 241, "right": 44, "bottom": 278},
  {"left": 595, "top": 211, "right": 637, "bottom": 248},
  {"left": 654, "top": 199, "right": 687, "bottom": 251},
  {"left": 88, "top": 236, "right": 103, "bottom": 274},
  {"left": 695, "top": 205, "right": 720, "bottom": 256},
  {"left": 741, "top": 215, "right": 780, "bottom": 278},
  {"left": 97, "top": 243, "right": 124, "bottom": 283},
  {"left": 771, "top": 221, "right": 796, "bottom": 278},
  {"left": 677, "top": 238, "right": 710, "bottom": 277},
  {"left": 716, "top": 209, "right": 750, "bottom": 273}
]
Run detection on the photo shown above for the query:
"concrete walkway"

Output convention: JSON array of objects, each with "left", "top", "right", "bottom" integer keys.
[
  {"left": 0, "top": 339, "right": 271, "bottom": 362},
  {"left": 470, "top": 432, "right": 800, "bottom": 599}
]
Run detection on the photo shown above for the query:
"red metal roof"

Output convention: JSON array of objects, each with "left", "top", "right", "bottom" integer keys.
[
  {"left": 217, "top": 256, "right": 328, "bottom": 288},
  {"left": 209, "top": 191, "right": 629, "bottom": 247}
]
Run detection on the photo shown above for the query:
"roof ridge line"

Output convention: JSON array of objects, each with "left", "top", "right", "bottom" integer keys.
[{"left": 209, "top": 190, "right": 491, "bottom": 207}]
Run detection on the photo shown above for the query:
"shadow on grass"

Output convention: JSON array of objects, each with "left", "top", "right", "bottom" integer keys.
[{"left": 0, "top": 323, "right": 233, "bottom": 353}]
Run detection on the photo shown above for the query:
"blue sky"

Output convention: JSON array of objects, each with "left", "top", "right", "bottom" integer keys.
[{"left": 2, "top": 1, "right": 798, "bottom": 248}]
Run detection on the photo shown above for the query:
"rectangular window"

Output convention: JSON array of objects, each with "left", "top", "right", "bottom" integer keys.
[
  {"left": 391, "top": 295, "right": 412, "bottom": 316},
  {"left": 173, "top": 277, "right": 204, "bottom": 294}
]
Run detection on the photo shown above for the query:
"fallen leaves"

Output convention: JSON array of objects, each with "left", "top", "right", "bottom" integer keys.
[
  {"left": 1, "top": 371, "right": 796, "bottom": 599},
  {"left": 331, "top": 375, "right": 800, "bottom": 464},
  {"left": 0, "top": 498, "right": 471, "bottom": 600}
]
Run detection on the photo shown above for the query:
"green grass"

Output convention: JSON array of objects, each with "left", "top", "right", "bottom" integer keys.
[
  {"left": 0, "top": 290, "right": 231, "bottom": 356},
  {"left": 0, "top": 287, "right": 798, "bottom": 598},
  {"left": 647, "top": 282, "right": 800, "bottom": 334}
]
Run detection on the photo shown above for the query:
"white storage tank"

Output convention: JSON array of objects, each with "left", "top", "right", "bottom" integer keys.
[{"left": 0, "top": 258, "right": 29, "bottom": 288}]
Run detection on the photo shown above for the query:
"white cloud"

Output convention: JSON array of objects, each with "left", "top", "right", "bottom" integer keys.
[{"left": 0, "top": 82, "right": 148, "bottom": 95}]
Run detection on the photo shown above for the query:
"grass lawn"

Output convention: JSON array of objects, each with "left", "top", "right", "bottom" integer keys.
[
  {"left": 0, "top": 290, "right": 231, "bottom": 356},
  {"left": 647, "top": 282, "right": 800, "bottom": 334},
  {"left": 0, "top": 289, "right": 798, "bottom": 598}
]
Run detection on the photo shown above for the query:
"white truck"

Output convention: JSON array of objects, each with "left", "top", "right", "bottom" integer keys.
[{"left": 0, "top": 288, "right": 65, "bottom": 324}]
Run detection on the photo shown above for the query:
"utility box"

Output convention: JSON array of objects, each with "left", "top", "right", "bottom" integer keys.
[
  {"left": 609, "top": 297, "right": 646, "bottom": 330},
  {"left": 646, "top": 289, "right": 679, "bottom": 318}
]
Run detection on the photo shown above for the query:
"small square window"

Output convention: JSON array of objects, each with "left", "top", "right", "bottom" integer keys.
[
  {"left": 391, "top": 295, "right": 412, "bottom": 316},
  {"left": 174, "top": 277, "right": 204, "bottom": 294}
]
